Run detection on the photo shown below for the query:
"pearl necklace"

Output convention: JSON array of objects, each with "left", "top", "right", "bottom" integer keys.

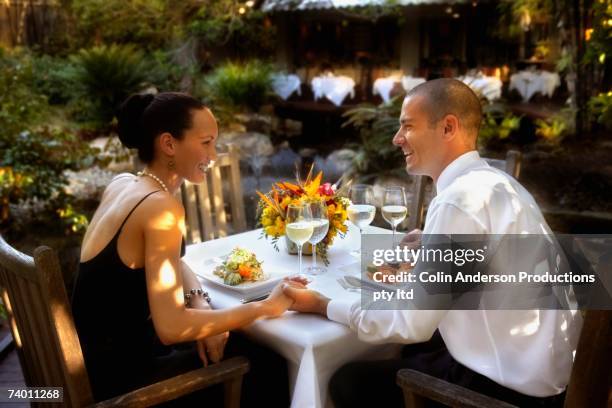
[{"left": 137, "top": 170, "right": 169, "bottom": 193}]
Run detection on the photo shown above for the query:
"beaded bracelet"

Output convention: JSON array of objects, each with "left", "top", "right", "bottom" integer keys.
[{"left": 184, "top": 288, "right": 211, "bottom": 308}]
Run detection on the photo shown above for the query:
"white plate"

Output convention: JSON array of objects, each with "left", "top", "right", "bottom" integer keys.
[{"left": 186, "top": 255, "right": 288, "bottom": 294}]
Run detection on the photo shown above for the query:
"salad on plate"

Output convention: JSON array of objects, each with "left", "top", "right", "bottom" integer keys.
[{"left": 213, "top": 247, "right": 265, "bottom": 286}]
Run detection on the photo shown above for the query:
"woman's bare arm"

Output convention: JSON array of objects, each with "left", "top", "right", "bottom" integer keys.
[{"left": 142, "top": 194, "right": 290, "bottom": 345}]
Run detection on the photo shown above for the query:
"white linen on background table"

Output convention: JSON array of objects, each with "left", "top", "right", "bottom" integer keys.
[
  {"left": 459, "top": 75, "right": 503, "bottom": 102},
  {"left": 311, "top": 75, "right": 356, "bottom": 106},
  {"left": 183, "top": 224, "right": 400, "bottom": 408},
  {"left": 509, "top": 70, "right": 560, "bottom": 101},
  {"left": 272, "top": 73, "right": 302, "bottom": 100},
  {"left": 401, "top": 76, "right": 426, "bottom": 93},
  {"left": 373, "top": 76, "right": 400, "bottom": 103}
]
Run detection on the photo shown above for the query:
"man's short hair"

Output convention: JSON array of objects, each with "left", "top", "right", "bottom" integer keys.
[{"left": 406, "top": 78, "right": 483, "bottom": 137}]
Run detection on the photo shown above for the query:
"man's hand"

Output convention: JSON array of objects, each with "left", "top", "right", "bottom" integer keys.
[
  {"left": 400, "top": 228, "right": 422, "bottom": 250},
  {"left": 282, "top": 285, "right": 330, "bottom": 316},
  {"left": 197, "top": 331, "right": 229, "bottom": 366}
]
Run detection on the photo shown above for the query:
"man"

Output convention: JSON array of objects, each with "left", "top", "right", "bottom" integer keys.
[{"left": 283, "top": 79, "right": 581, "bottom": 407}]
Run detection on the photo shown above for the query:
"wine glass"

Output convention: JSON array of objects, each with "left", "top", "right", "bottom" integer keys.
[
  {"left": 382, "top": 186, "right": 408, "bottom": 248},
  {"left": 304, "top": 199, "right": 329, "bottom": 275},
  {"left": 347, "top": 184, "right": 375, "bottom": 257},
  {"left": 286, "top": 204, "right": 314, "bottom": 276}
]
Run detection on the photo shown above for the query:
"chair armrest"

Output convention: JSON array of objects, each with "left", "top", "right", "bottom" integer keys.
[
  {"left": 396, "top": 369, "right": 518, "bottom": 408},
  {"left": 92, "top": 356, "right": 249, "bottom": 408}
]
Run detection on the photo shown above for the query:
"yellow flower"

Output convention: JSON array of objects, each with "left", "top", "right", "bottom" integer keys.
[{"left": 274, "top": 216, "right": 286, "bottom": 235}]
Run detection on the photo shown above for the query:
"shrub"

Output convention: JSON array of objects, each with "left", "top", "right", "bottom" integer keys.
[
  {"left": 0, "top": 48, "right": 48, "bottom": 137},
  {"left": 588, "top": 92, "right": 612, "bottom": 131},
  {"left": 0, "top": 128, "right": 97, "bottom": 233},
  {"left": 0, "top": 49, "right": 96, "bottom": 234},
  {"left": 478, "top": 107, "right": 522, "bottom": 150},
  {"left": 70, "top": 44, "right": 150, "bottom": 125},
  {"left": 204, "top": 60, "right": 272, "bottom": 111},
  {"left": 31, "top": 55, "right": 82, "bottom": 105},
  {"left": 342, "top": 96, "right": 405, "bottom": 181}
]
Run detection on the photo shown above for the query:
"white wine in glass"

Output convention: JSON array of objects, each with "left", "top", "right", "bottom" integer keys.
[
  {"left": 286, "top": 204, "right": 313, "bottom": 275},
  {"left": 305, "top": 199, "right": 329, "bottom": 275},
  {"left": 382, "top": 186, "right": 408, "bottom": 247},
  {"left": 348, "top": 184, "right": 375, "bottom": 257}
]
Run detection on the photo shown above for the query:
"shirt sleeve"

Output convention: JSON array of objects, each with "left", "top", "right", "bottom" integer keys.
[
  {"left": 325, "top": 202, "right": 488, "bottom": 344},
  {"left": 327, "top": 299, "right": 447, "bottom": 344}
]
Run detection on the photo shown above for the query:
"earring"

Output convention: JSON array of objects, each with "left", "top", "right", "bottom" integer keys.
[{"left": 168, "top": 159, "right": 175, "bottom": 170}]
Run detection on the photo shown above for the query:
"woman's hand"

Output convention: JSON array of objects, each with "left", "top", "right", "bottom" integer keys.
[
  {"left": 197, "top": 331, "right": 229, "bottom": 366},
  {"left": 261, "top": 279, "right": 305, "bottom": 318}
]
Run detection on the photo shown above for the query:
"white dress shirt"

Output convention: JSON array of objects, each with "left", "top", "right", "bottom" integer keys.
[{"left": 327, "top": 151, "right": 582, "bottom": 397}]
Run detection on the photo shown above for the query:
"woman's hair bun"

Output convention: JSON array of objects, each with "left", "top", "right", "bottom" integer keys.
[{"left": 116, "top": 93, "right": 155, "bottom": 149}]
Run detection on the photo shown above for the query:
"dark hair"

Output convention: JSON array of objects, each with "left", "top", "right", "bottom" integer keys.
[
  {"left": 406, "top": 78, "right": 482, "bottom": 136},
  {"left": 117, "top": 92, "right": 205, "bottom": 163}
]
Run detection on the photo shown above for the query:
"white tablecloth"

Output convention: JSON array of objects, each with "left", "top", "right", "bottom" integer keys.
[
  {"left": 272, "top": 73, "right": 302, "bottom": 100},
  {"left": 401, "top": 76, "right": 426, "bottom": 93},
  {"left": 459, "top": 75, "right": 503, "bottom": 102},
  {"left": 509, "top": 70, "right": 560, "bottom": 102},
  {"left": 183, "top": 224, "right": 399, "bottom": 408},
  {"left": 373, "top": 76, "right": 399, "bottom": 103},
  {"left": 311, "top": 75, "right": 356, "bottom": 106}
]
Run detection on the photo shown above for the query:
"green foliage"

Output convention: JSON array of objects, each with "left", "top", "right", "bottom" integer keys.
[
  {"left": 0, "top": 48, "right": 48, "bottom": 137},
  {"left": 204, "top": 60, "right": 272, "bottom": 112},
  {"left": 496, "top": 0, "right": 553, "bottom": 39},
  {"left": 189, "top": 3, "right": 276, "bottom": 57},
  {"left": 534, "top": 107, "right": 576, "bottom": 145},
  {"left": 583, "top": 1, "right": 612, "bottom": 67},
  {"left": 70, "top": 44, "right": 150, "bottom": 125},
  {"left": 342, "top": 97, "right": 404, "bottom": 181},
  {"left": 0, "top": 48, "right": 95, "bottom": 234},
  {"left": 31, "top": 55, "right": 82, "bottom": 105},
  {"left": 478, "top": 107, "right": 522, "bottom": 150},
  {"left": 68, "top": 0, "right": 183, "bottom": 51},
  {"left": 588, "top": 92, "right": 612, "bottom": 131}
]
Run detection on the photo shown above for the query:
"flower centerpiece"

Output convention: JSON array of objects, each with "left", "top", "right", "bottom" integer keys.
[{"left": 257, "top": 168, "right": 350, "bottom": 265}]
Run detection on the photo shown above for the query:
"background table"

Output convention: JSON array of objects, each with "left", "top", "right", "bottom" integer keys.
[
  {"left": 311, "top": 74, "right": 356, "bottom": 106},
  {"left": 183, "top": 224, "right": 399, "bottom": 408},
  {"left": 272, "top": 73, "right": 302, "bottom": 100},
  {"left": 509, "top": 70, "right": 560, "bottom": 101}
]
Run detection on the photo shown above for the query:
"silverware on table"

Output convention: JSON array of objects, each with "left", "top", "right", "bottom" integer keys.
[
  {"left": 343, "top": 275, "right": 385, "bottom": 292},
  {"left": 240, "top": 292, "right": 271, "bottom": 304}
]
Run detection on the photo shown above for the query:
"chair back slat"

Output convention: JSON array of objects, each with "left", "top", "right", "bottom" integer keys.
[
  {"left": 210, "top": 164, "right": 228, "bottom": 237},
  {"left": 227, "top": 145, "right": 247, "bottom": 232},
  {"left": 181, "top": 144, "right": 247, "bottom": 244},
  {"left": 0, "top": 236, "right": 94, "bottom": 408},
  {"left": 564, "top": 310, "right": 612, "bottom": 408},
  {"left": 407, "top": 175, "right": 427, "bottom": 231},
  {"left": 181, "top": 180, "right": 203, "bottom": 244},
  {"left": 196, "top": 176, "right": 215, "bottom": 241}
]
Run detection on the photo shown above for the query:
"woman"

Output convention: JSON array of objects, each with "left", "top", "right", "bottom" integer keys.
[{"left": 72, "top": 92, "right": 295, "bottom": 405}]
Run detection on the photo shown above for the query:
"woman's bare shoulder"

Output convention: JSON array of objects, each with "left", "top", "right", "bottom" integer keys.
[{"left": 138, "top": 192, "right": 185, "bottom": 226}]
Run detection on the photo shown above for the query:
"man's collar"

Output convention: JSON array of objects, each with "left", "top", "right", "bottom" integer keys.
[{"left": 436, "top": 150, "right": 482, "bottom": 192}]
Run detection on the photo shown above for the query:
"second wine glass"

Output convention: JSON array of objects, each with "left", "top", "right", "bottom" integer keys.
[
  {"left": 285, "top": 204, "right": 313, "bottom": 276},
  {"left": 347, "top": 184, "right": 376, "bottom": 257},
  {"left": 382, "top": 186, "right": 408, "bottom": 247},
  {"left": 304, "top": 199, "right": 329, "bottom": 275}
]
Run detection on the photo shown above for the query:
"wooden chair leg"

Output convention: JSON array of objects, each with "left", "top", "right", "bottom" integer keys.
[
  {"left": 224, "top": 375, "right": 243, "bottom": 408},
  {"left": 402, "top": 389, "right": 427, "bottom": 408}
]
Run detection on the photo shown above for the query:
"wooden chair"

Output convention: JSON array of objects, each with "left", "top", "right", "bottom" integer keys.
[
  {"left": 180, "top": 144, "right": 247, "bottom": 244},
  {"left": 397, "top": 310, "right": 612, "bottom": 408},
  {"left": 406, "top": 150, "right": 522, "bottom": 231},
  {"left": 0, "top": 235, "right": 249, "bottom": 407}
]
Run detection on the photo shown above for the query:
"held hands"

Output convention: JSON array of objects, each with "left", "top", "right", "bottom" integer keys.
[
  {"left": 281, "top": 284, "right": 330, "bottom": 316},
  {"left": 197, "top": 331, "right": 229, "bottom": 367},
  {"left": 262, "top": 276, "right": 310, "bottom": 317}
]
